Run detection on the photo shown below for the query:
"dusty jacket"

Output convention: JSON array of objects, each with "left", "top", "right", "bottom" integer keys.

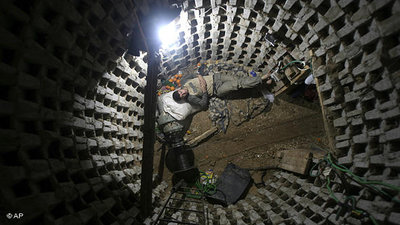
[{"left": 183, "top": 75, "right": 214, "bottom": 97}]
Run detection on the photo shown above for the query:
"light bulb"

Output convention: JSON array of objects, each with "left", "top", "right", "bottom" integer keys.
[{"left": 158, "top": 22, "right": 178, "bottom": 49}]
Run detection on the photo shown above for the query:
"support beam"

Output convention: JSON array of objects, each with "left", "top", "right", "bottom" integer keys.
[
  {"left": 156, "top": 144, "right": 167, "bottom": 184},
  {"left": 140, "top": 48, "right": 160, "bottom": 217},
  {"left": 310, "top": 50, "right": 335, "bottom": 153},
  {"left": 187, "top": 127, "right": 218, "bottom": 147}
]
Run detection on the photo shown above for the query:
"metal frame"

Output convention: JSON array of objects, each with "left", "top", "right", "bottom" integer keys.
[{"left": 153, "top": 181, "right": 209, "bottom": 225}]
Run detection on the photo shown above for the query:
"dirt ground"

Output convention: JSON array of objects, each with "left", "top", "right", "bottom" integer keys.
[{"left": 154, "top": 94, "right": 329, "bottom": 194}]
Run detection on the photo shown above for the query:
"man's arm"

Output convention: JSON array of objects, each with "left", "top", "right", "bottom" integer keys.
[
  {"left": 187, "top": 92, "right": 208, "bottom": 109},
  {"left": 197, "top": 74, "right": 207, "bottom": 93},
  {"left": 185, "top": 74, "right": 208, "bottom": 109}
]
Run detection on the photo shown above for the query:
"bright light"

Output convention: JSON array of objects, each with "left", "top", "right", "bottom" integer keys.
[{"left": 158, "top": 22, "right": 178, "bottom": 49}]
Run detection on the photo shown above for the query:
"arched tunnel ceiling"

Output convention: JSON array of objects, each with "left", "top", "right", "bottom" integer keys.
[
  {"left": 160, "top": 0, "right": 400, "bottom": 77},
  {"left": 0, "top": 0, "right": 400, "bottom": 224}
]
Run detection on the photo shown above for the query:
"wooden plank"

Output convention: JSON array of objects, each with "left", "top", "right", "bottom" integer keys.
[
  {"left": 277, "top": 149, "right": 312, "bottom": 175},
  {"left": 155, "top": 144, "right": 167, "bottom": 184},
  {"left": 310, "top": 50, "right": 335, "bottom": 152},
  {"left": 271, "top": 79, "right": 286, "bottom": 93},
  {"left": 188, "top": 127, "right": 218, "bottom": 147},
  {"left": 274, "top": 65, "right": 310, "bottom": 96}
]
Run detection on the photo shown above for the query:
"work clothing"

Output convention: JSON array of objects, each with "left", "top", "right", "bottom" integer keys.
[
  {"left": 183, "top": 72, "right": 263, "bottom": 109},
  {"left": 184, "top": 75, "right": 214, "bottom": 96},
  {"left": 187, "top": 92, "right": 208, "bottom": 109},
  {"left": 213, "top": 73, "right": 262, "bottom": 97}
]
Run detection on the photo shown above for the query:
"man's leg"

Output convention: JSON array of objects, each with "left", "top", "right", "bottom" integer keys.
[
  {"left": 237, "top": 76, "right": 262, "bottom": 89},
  {"left": 215, "top": 80, "right": 239, "bottom": 96},
  {"left": 215, "top": 73, "right": 262, "bottom": 97}
]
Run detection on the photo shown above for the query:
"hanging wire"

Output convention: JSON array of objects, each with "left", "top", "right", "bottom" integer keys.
[{"left": 310, "top": 151, "right": 400, "bottom": 224}]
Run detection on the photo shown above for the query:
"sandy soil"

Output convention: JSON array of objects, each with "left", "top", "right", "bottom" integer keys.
[{"left": 154, "top": 95, "right": 329, "bottom": 194}]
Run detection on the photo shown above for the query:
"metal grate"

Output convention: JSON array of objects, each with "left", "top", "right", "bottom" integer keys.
[{"left": 154, "top": 180, "right": 209, "bottom": 225}]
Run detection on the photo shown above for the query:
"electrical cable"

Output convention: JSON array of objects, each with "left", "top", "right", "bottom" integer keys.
[
  {"left": 314, "top": 152, "right": 400, "bottom": 198},
  {"left": 326, "top": 177, "right": 339, "bottom": 202},
  {"left": 253, "top": 170, "right": 267, "bottom": 188},
  {"left": 310, "top": 151, "right": 400, "bottom": 224},
  {"left": 278, "top": 60, "right": 306, "bottom": 71},
  {"left": 325, "top": 153, "right": 400, "bottom": 201},
  {"left": 184, "top": 171, "right": 217, "bottom": 199},
  {"left": 325, "top": 171, "right": 379, "bottom": 225},
  {"left": 342, "top": 172, "right": 394, "bottom": 202}
]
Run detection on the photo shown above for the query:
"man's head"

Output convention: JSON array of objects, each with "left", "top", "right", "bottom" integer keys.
[
  {"left": 198, "top": 64, "right": 207, "bottom": 75},
  {"left": 173, "top": 89, "right": 188, "bottom": 102}
]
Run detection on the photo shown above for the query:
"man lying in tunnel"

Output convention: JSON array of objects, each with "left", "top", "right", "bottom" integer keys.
[{"left": 171, "top": 65, "right": 273, "bottom": 108}]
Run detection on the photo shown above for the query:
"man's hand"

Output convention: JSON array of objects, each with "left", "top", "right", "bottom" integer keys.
[
  {"left": 198, "top": 64, "right": 207, "bottom": 76},
  {"left": 197, "top": 75, "right": 207, "bottom": 93},
  {"left": 261, "top": 71, "right": 271, "bottom": 80}
]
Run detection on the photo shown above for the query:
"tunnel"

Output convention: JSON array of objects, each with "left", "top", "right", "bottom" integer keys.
[{"left": 0, "top": 0, "right": 399, "bottom": 224}]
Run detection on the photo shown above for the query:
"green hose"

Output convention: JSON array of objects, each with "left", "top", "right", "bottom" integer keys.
[
  {"left": 310, "top": 151, "right": 400, "bottom": 224},
  {"left": 279, "top": 60, "right": 306, "bottom": 71},
  {"left": 185, "top": 171, "right": 217, "bottom": 199}
]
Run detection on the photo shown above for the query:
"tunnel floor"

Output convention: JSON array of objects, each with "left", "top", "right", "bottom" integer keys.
[{"left": 154, "top": 94, "right": 329, "bottom": 194}]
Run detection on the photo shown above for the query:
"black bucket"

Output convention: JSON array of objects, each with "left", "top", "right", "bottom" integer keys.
[{"left": 166, "top": 145, "right": 199, "bottom": 184}]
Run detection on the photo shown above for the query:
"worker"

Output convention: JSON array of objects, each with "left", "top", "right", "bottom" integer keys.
[
  {"left": 289, "top": 74, "right": 317, "bottom": 101},
  {"left": 172, "top": 65, "right": 272, "bottom": 109}
]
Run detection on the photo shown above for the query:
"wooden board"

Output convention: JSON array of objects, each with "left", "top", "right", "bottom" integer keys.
[
  {"left": 274, "top": 65, "right": 310, "bottom": 96},
  {"left": 188, "top": 127, "right": 218, "bottom": 147},
  {"left": 310, "top": 50, "right": 335, "bottom": 152},
  {"left": 277, "top": 149, "right": 313, "bottom": 175}
]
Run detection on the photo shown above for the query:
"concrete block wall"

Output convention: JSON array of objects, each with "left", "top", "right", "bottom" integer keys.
[
  {"left": 160, "top": 0, "right": 400, "bottom": 224},
  {"left": 0, "top": 0, "right": 170, "bottom": 224},
  {"left": 1, "top": 0, "right": 399, "bottom": 224},
  {"left": 149, "top": 171, "right": 345, "bottom": 225},
  {"left": 151, "top": 170, "right": 397, "bottom": 225}
]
